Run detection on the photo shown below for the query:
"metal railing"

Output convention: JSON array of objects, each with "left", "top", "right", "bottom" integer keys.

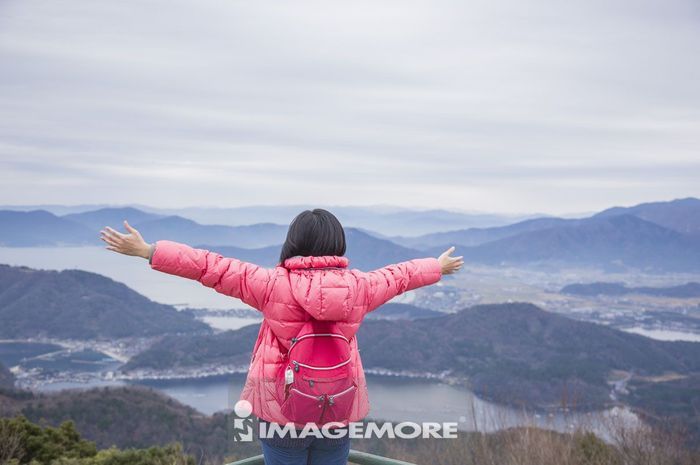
[{"left": 226, "top": 449, "right": 417, "bottom": 465}]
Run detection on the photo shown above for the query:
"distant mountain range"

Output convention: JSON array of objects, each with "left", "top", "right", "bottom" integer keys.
[
  {"left": 198, "top": 227, "right": 424, "bottom": 270},
  {"left": 397, "top": 198, "right": 700, "bottom": 271},
  {"left": 0, "top": 265, "right": 210, "bottom": 339},
  {"left": 397, "top": 197, "right": 700, "bottom": 250},
  {"left": 0, "top": 208, "right": 289, "bottom": 248},
  {"left": 0, "top": 210, "right": 96, "bottom": 246},
  {"left": 0, "top": 204, "right": 538, "bottom": 236},
  {"left": 1, "top": 197, "right": 699, "bottom": 272},
  {"left": 63, "top": 207, "right": 289, "bottom": 248},
  {"left": 63, "top": 207, "right": 165, "bottom": 231},
  {"left": 131, "top": 216, "right": 288, "bottom": 248},
  {"left": 428, "top": 214, "right": 700, "bottom": 272},
  {"left": 594, "top": 197, "right": 700, "bottom": 234},
  {"left": 561, "top": 282, "right": 700, "bottom": 298},
  {"left": 392, "top": 217, "right": 571, "bottom": 249},
  {"left": 123, "top": 302, "right": 700, "bottom": 410}
]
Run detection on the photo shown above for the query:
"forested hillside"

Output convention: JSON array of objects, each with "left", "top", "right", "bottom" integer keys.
[{"left": 0, "top": 265, "right": 210, "bottom": 339}]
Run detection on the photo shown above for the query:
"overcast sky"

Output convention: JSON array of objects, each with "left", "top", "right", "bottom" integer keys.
[{"left": 0, "top": 0, "right": 698, "bottom": 215}]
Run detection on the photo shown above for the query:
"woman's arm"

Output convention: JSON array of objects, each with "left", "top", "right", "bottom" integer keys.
[
  {"left": 100, "top": 221, "right": 272, "bottom": 310},
  {"left": 357, "top": 246, "right": 463, "bottom": 313}
]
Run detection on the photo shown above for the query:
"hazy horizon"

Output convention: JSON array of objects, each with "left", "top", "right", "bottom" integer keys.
[
  {"left": 1, "top": 195, "right": 698, "bottom": 219},
  {"left": 0, "top": 200, "right": 600, "bottom": 218}
]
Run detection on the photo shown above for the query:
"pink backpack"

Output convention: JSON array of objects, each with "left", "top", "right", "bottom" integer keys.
[{"left": 276, "top": 320, "right": 357, "bottom": 425}]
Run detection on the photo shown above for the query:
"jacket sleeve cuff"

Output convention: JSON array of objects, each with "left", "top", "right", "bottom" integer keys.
[
  {"left": 147, "top": 243, "right": 156, "bottom": 265},
  {"left": 422, "top": 257, "right": 443, "bottom": 285}
]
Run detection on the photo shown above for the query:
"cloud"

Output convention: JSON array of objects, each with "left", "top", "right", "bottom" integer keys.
[{"left": 0, "top": 0, "right": 698, "bottom": 214}]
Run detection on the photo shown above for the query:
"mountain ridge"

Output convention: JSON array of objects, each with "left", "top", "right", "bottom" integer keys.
[
  {"left": 63, "top": 206, "right": 165, "bottom": 231},
  {"left": 594, "top": 197, "right": 700, "bottom": 234},
  {"left": 426, "top": 214, "right": 700, "bottom": 272},
  {"left": 0, "top": 264, "right": 210, "bottom": 339}
]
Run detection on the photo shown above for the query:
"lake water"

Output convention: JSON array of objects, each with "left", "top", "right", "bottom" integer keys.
[
  {"left": 199, "top": 315, "right": 262, "bottom": 331},
  {"left": 0, "top": 341, "right": 64, "bottom": 366},
  {"left": 622, "top": 327, "right": 700, "bottom": 342}
]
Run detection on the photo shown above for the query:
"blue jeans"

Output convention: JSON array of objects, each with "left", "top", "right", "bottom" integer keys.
[{"left": 259, "top": 435, "right": 350, "bottom": 465}]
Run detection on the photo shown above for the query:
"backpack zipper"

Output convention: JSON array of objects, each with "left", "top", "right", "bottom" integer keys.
[
  {"left": 288, "top": 333, "right": 351, "bottom": 372},
  {"left": 290, "top": 387, "right": 324, "bottom": 401},
  {"left": 292, "top": 358, "right": 351, "bottom": 372},
  {"left": 319, "top": 395, "right": 328, "bottom": 423},
  {"left": 328, "top": 384, "right": 356, "bottom": 405},
  {"left": 290, "top": 385, "right": 354, "bottom": 402},
  {"left": 291, "top": 333, "right": 349, "bottom": 347}
]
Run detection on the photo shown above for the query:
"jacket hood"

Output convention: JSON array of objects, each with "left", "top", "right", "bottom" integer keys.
[
  {"left": 284, "top": 255, "right": 353, "bottom": 321},
  {"left": 283, "top": 255, "right": 349, "bottom": 270}
]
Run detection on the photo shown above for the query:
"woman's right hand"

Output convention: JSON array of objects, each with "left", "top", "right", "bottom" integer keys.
[
  {"left": 438, "top": 246, "right": 464, "bottom": 275},
  {"left": 100, "top": 220, "right": 152, "bottom": 259}
]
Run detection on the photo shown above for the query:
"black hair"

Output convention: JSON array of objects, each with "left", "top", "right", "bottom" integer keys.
[{"left": 279, "top": 209, "right": 346, "bottom": 264}]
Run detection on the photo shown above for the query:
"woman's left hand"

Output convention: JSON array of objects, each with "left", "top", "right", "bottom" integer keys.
[
  {"left": 437, "top": 246, "right": 464, "bottom": 275},
  {"left": 100, "top": 220, "right": 151, "bottom": 259}
]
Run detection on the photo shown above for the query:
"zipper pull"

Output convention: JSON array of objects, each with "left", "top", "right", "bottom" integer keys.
[
  {"left": 328, "top": 395, "right": 335, "bottom": 406},
  {"left": 285, "top": 366, "right": 294, "bottom": 384},
  {"left": 318, "top": 394, "right": 328, "bottom": 423}
]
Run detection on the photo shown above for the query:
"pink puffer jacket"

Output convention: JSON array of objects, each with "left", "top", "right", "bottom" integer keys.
[{"left": 149, "top": 240, "right": 442, "bottom": 424}]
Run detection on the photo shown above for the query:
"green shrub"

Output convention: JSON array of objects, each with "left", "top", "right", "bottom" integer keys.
[{"left": 0, "top": 416, "right": 194, "bottom": 465}]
